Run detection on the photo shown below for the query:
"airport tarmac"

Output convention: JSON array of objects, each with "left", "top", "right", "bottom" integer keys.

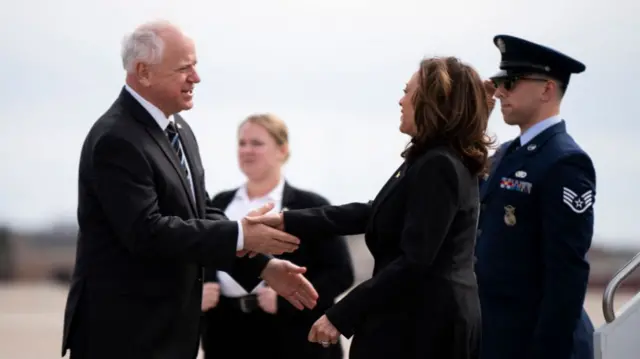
[{"left": 0, "top": 282, "right": 635, "bottom": 359}]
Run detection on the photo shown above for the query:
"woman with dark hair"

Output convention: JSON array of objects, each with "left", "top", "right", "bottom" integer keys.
[{"left": 249, "top": 56, "right": 495, "bottom": 359}]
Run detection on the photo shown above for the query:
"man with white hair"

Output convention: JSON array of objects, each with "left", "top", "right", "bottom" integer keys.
[{"left": 61, "top": 20, "right": 318, "bottom": 359}]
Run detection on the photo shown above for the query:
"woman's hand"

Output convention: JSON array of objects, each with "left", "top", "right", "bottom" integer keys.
[{"left": 308, "top": 315, "right": 340, "bottom": 347}]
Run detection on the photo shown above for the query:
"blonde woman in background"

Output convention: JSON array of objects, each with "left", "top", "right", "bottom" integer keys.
[{"left": 200, "top": 113, "right": 355, "bottom": 359}]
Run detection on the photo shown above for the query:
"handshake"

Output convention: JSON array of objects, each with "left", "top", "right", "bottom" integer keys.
[
  {"left": 237, "top": 202, "right": 296, "bottom": 257},
  {"left": 236, "top": 203, "right": 319, "bottom": 312}
]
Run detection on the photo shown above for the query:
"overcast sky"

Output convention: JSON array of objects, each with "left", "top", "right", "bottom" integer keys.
[{"left": 1, "top": 0, "right": 638, "bottom": 248}]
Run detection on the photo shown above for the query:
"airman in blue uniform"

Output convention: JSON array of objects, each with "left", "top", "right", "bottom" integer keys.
[{"left": 476, "top": 34, "right": 596, "bottom": 359}]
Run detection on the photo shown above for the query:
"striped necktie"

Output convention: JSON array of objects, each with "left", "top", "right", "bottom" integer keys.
[{"left": 165, "top": 122, "right": 190, "bottom": 178}]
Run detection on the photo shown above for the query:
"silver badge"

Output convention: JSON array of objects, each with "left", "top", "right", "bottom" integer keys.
[
  {"left": 527, "top": 144, "right": 537, "bottom": 151},
  {"left": 515, "top": 170, "right": 527, "bottom": 178}
]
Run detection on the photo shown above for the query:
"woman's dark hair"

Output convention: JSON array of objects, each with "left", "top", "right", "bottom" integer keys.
[{"left": 401, "top": 56, "right": 496, "bottom": 177}]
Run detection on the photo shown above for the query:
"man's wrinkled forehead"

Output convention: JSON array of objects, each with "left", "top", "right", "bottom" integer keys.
[{"left": 159, "top": 32, "right": 196, "bottom": 62}]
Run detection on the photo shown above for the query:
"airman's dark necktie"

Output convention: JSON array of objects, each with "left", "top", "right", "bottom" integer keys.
[{"left": 505, "top": 137, "right": 521, "bottom": 155}]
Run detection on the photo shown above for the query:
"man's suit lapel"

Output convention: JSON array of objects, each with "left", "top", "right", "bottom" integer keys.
[
  {"left": 118, "top": 88, "right": 198, "bottom": 215},
  {"left": 173, "top": 117, "right": 204, "bottom": 216}
]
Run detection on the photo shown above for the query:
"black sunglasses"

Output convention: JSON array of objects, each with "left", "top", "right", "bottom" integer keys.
[{"left": 492, "top": 76, "right": 549, "bottom": 91}]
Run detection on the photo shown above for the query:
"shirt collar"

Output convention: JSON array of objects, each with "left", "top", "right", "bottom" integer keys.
[
  {"left": 519, "top": 115, "right": 562, "bottom": 146},
  {"left": 124, "top": 84, "right": 174, "bottom": 131},
  {"left": 236, "top": 177, "right": 286, "bottom": 202}
]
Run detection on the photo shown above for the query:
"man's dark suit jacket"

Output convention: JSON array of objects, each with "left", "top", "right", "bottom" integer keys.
[
  {"left": 201, "top": 182, "right": 354, "bottom": 359},
  {"left": 61, "top": 87, "right": 270, "bottom": 359},
  {"left": 280, "top": 147, "right": 482, "bottom": 359}
]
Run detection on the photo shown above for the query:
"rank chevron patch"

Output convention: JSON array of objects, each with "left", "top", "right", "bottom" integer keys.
[{"left": 562, "top": 187, "right": 593, "bottom": 213}]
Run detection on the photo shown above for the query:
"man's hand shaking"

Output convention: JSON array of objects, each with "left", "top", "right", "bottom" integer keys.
[
  {"left": 237, "top": 202, "right": 292, "bottom": 257},
  {"left": 236, "top": 203, "right": 319, "bottom": 310},
  {"left": 261, "top": 258, "right": 318, "bottom": 310}
]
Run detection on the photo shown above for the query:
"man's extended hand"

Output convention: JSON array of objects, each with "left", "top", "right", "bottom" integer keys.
[
  {"left": 240, "top": 203, "right": 298, "bottom": 256},
  {"left": 242, "top": 208, "right": 286, "bottom": 257},
  {"left": 236, "top": 203, "right": 271, "bottom": 257},
  {"left": 260, "top": 258, "right": 318, "bottom": 310}
]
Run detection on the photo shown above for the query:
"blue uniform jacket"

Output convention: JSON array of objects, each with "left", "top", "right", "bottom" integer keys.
[{"left": 476, "top": 121, "right": 596, "bottom": 359}]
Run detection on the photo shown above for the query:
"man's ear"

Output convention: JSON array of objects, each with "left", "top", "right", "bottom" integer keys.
[
  {"left": 540, "top": 80, "right": 557, "bottom": 102},
  {"left": 136, "top": 62, "right": 152, "bottom": 87}
]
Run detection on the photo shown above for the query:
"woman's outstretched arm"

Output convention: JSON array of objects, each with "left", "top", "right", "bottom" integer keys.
[{"left": 282, "top": 202, "right": 372, "bottom": 238}]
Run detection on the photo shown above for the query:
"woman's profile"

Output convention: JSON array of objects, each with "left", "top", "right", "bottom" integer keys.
[{"left": 250, "top": 56, "right": 494, "bottom": 359}]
